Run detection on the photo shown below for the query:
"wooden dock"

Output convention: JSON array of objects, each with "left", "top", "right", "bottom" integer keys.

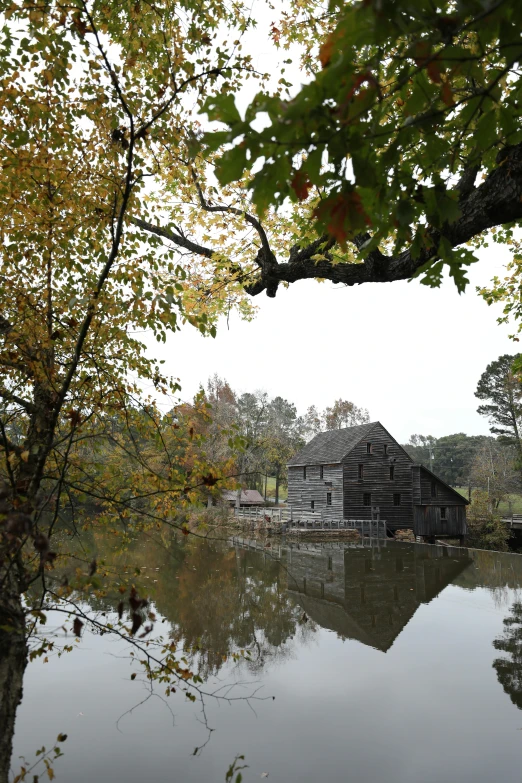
[{"left": 231, "top": 507, "right": 387, "bottom": 539}]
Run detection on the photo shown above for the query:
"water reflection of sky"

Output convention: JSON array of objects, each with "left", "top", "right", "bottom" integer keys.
[{"left": 11, "top": 543, "right": 522, "bottom": 783}]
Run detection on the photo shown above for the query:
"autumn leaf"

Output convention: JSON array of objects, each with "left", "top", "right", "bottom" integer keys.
[
  {"left": 73, "top": 617, "right": 84, "bottom": 638},
  {"left": 313, "top": 191, "right": 371, "bottom": 246},
  {"left": 427, "top": 59, "right": 442, "bottom": 84},
  {"left": 270, "top": 24, "right": 281, "bottom": 44},
  {"left": 441, "top": 81, "right": 454, "bottom": 106},
  {"left": 291, "top": 170, "right": 311, "bottom": 201}
]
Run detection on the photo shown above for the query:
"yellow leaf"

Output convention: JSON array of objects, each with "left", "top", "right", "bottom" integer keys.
[{"left": 21, "top": 450, "right": 30, "bottom": 462}]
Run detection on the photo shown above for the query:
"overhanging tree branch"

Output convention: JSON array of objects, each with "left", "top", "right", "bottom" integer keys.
[{"left": 135, "top": 142, "right": 522, "bottom": 298}]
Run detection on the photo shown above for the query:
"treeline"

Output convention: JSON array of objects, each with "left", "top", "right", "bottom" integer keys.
[
  {"left": 402, "top": 434, "right": 521, "bottom": 506},
  {"left": 201, "top": 375, "right": 370, "bottom": 502}
]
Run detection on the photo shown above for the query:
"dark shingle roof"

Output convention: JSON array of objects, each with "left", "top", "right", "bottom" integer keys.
[{"left": 288, "top": 422, "right": 377, "bottom": 466}]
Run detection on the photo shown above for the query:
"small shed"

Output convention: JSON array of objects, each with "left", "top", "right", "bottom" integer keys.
[
  {"left": 221, "top": 489, "right": 265, "bottom": 508},
  {"left": 411, "top": 464, "right": 468, "bottom": 540}
]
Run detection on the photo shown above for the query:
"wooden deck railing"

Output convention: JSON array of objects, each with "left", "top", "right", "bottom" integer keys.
[{"left": 231, "top": 506, "right": 387, "bottom": 538}]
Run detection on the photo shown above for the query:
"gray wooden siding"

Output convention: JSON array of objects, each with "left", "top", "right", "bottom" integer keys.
[
  {"left": 287, "top": 464, "right": 343, "bottom": 519},
  {"left": 413, "top": 505, "right": 467, "bottom": 537},
  {"left": 342, "top": 422, "right": 414, "bottom": 528},
  {"left": 419, "top": 470, "right": 467, "bottom": 505}
]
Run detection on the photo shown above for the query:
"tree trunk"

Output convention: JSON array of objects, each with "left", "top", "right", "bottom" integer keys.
[
  {"left": 0, "top": 569, "right": 28, "bottom": 783},
  {"left": 275, "top": 467, "right": 280, "bottom": 506}
]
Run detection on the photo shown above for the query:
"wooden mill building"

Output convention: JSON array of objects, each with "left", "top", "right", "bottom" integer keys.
[{"left": 287, "top": 421, "right": 468, "bottom": 539}]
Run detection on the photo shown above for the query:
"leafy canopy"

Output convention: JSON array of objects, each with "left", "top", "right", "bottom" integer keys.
[{"left": 204, "top": 0, "right": 522, "bottom": 292}]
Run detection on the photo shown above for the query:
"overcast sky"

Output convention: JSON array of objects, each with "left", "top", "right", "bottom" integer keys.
[{"left": 144, "top": 242, "right": 516, "bottom": 444}]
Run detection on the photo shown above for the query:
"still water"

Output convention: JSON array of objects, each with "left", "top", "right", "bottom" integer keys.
[{"left": 11, "top": 537, "right": 522, "bottom": 782}]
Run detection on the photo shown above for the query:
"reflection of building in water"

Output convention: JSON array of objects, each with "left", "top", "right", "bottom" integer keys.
[{"left": 286, "top": 543, "right": 472, "bottom": 652}]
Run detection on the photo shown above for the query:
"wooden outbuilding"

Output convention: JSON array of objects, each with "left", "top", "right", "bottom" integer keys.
[
  {"left": 221, "top": 489, "right": 265, "bottom": 508},
  {"left": 287, "top": 421, "right": 468, "bottom": 540}
]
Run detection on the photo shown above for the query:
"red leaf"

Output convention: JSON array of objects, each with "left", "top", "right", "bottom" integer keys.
[
  {"left": 291, "top": 171, "right": 311, "bottom": 201},
  {"left": 313, "top": 191, "right": 371, "bottom": 246},
  {"left": 319, "top": 33, "right": 336, "bottom": 68},
  {"left": 73, "top": 617, "right": 84, "bottom": 638},
  {"left": 441, "top": 81, "right": 454, "bottom": 106},
  {"left": 414, "top": 41, "right": 431, "bottom": 67},
  {"left": 427, "top": 60, "right": 442, "bottom": 84}
]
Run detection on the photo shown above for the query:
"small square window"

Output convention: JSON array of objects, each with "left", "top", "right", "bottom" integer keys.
[
  {"left": 320, "top": 465, "right": 324, "bottom": 479},
  {"left": 393, "top": 493, "right": 401, "bottom": 506},
  {"left": 389, "top": 465, "right": 395, "bottom": 480},
  {"left": 431, "top": 482, "right": 437, "bottom": 498},
  {"left": 358, "top": 464, "right": 364, "bottom": 480},
  {"left": 310, "top": 499, "right": 315, "bottom": 510},
  {"left": 363, "top": 493, "right": 371, "bottom": 507},
  {"left": 327, "top": 492, "right": 332, "bottom": 506},
  {"left": 441, "top": 507, "right": 446, "bottom": 519},
  {"left": 366, "top": 443, "right": 372, "bottom": 454},
  {"left": 383, "top": 445, "right": 388, "bottom": 456}
]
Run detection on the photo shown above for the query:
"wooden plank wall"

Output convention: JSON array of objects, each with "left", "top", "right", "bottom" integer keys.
[
  {"left": 419, "top": 469, "right": 467, "bottom": 505},
  {"left": 342, "top": 422, "right": 414, "bottom": 529},
  {"left": 413, "top": 505, "right": 467, "bottom": 537},
  {"left": 287, "top": 464, "right": 344, "bottom": 520}
]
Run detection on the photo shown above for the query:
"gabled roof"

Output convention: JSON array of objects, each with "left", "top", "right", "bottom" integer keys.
[
  {"left": 417, "top": 464, "right": 470, "bottom": 505},
  {"left": 288, "top": 421, "right": 378, "bottom": 466},
  {"left": 221, "top": 489, "right": 265, "bottom": 505}
]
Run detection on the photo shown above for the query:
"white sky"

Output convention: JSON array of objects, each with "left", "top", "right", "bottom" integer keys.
[{"left": 145, "top": 243, "right": 517, "bottom": 443}]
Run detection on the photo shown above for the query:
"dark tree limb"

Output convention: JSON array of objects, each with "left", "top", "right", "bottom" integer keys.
[
  {"left": 0, "top": 387, "right": 35, "bottom": 414},
  {"left": 131, "top": 217, "right": 215, "bottom": 258},
  {"left": 134, "top": 142, "right": 522, "bottom": 298}
]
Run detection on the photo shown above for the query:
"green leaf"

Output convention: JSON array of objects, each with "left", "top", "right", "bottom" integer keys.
[
  {"left": 203, "top": 94, "right": 241, "bottom": 125},
  {"left": 352, "top": 154, "right": 377, "bottom": 187},
  {"left": 215, "top": 145, "right": 248, "bottom": 185}
]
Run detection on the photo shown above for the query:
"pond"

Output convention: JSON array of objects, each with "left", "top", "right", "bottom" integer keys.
[{"left": 10, "top": 536, "right": 522, "bottom": 782}]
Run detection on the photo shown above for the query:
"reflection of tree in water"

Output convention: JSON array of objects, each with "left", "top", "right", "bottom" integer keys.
[
  {"left": 41, "top": 531, "right": 315, "bottom": 678},
  {"left": 161, "top": 542, "right": 315, "bottom": 677},
  {"left": 493, "top": 603, "right": 522, "bottom": 709}
]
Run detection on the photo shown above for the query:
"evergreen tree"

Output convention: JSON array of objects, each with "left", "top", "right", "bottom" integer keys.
[{"left": 475, "top": 355, "right": 522, "bottom": 458}]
